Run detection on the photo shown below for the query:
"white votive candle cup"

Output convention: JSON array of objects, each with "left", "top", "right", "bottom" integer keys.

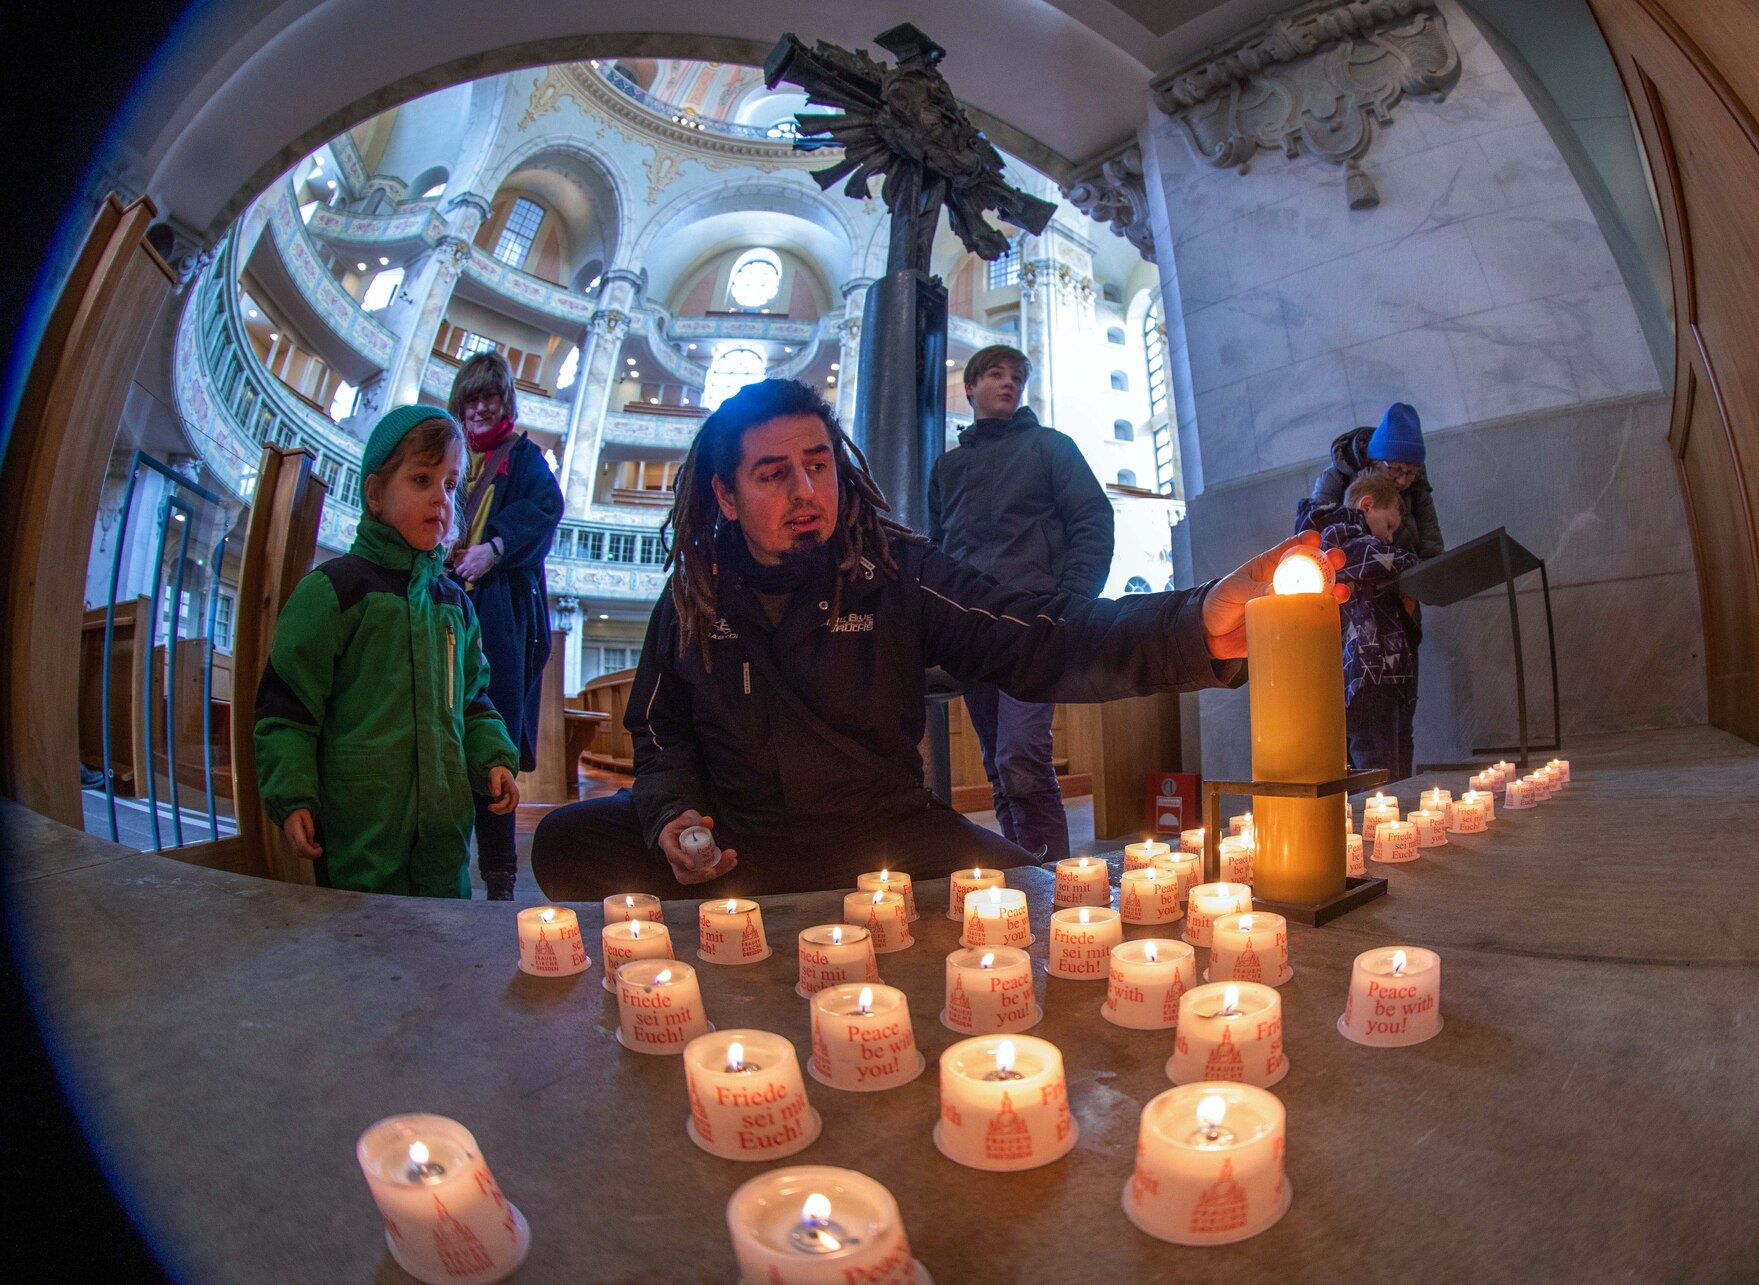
[
  {"left": 1228, "top": 812, "right": 1252, "bottom": 837},
  {"left": 1372, "top": 820, "right": 1419, "bottom": 864},
  {"left": 857, "top": 869, "right": 917, "bottom": 922},
  {"left": 601, "top": 919, "right": 674, "bottom": 993},
  {"left": 1448, "top": 793, "right": 1490, "bottom": 834},
  {"left": 1184, "top": 882, "right": 1252, "bottom": 948},
  {"left": 947, "top": 867, "right": 1004, "bottom": 921},
  {"left": 845, "top": 889, "right": 913, "bottom": 953},
  {"left": 1053, "top": 855, "right": 1111, "bottom": 908},
  {"left": 1338, "top": 946, "right": 1443, "bottom": 1047},
  {"left": 1505, "top": 779, "right": 1536, "bottom": 810},
  {"left": 603, "top": 892, "right": 664, "bottom": 924},
  {"left": 1121, "top": 867, "right": 1183, "bottom": 925},
  {"left": 699, "top": 897, "right": 771, "bottom": 965},
  {"left": 1409, "top": 809, "right": 1448, "bottom": 848},
  {"left": 1102, "top": 939, "right": 1196, "bottom": 1031},
  {"left": 1124, "top": 839, "right": 1173, "bottom": 872},
  {"left": 516, "top": 906, "right": 589, "bottom": 977},
  {"left": 616, "top": 958, "right": 710, "bottom": 1054},
  {"left": 1548, "top": 758, "right": 1572, "bottom": 784},
  {"left": 1207, "top": 913, "right": 1292, "bottom": 987},
  {"left": 684, "top": 1028, "right": 821, "bottom": 1161},
  {"left": 942, "top": 945, "right": 1038, "bottom": 1034},
  {"left": 1345, "top": 833, "right": 1365, "bottom": 878},
  {"left": 808, "top": 983, "right": 925, "bottom": 1092},
  {"left": 935, "top": 1034, "right": 1076, "bottom": 1172},
  {"left": 356, "top": 1114, "right": 530, "bottom": 1285},
  {"left": 795, "top": 925, "right": 880, "bottom": 999},
  {"left": 1152, "top": 850, "right": 1205, "bottom": 902},
  {"left": 1167, "top": 981, "right": 1287, "bottom": 1088},
  {"left": 1179, "top": 827, "right": 1205, "bottom": 856},
  {"left": 1123, "top": 1083, "right": 1290, "bottom": 1246},
  {"left": 726, "top": 1166, "right": 923, "bottom": 1285},
  {"left": 960, "top": 885, "right": 1033, "bottom": 948},
  {"left": 1217, "top": 835, "right": 1254, "bottom": 885},
  {"left": 1047, "top": 906, "right": 1123, "bottom": 980}
]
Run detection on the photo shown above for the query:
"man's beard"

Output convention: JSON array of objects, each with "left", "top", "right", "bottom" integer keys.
[{"left": 778, "top": 528, "right": 828, "bottom": 568}]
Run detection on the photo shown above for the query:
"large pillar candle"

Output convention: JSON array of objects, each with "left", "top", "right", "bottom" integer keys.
[
  {"left": 356, "top": 1114, "right": 530, "bottom": 1285},
  {"left": 1245, "top": 548, "right": 1348, "bottom": 903}
]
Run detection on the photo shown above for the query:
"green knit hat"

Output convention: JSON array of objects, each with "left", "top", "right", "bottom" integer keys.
[{"left": 360, "top": 403, "right": 455, "bottom": 480}]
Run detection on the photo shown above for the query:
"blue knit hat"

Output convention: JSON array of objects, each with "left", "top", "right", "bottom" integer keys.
[
  {"left": 360, "top": 404, "right": 455, "bottom": 479},
  {"left": 1368, "top": 402, "right": 1424, "bottom": 465}
]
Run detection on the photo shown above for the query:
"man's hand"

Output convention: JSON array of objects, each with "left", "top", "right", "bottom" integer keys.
[
  {"left": 453, "top": 542, "right": 498, "bottom": 582},
  {"left": 283, "top": 809, "right": 323, "bottom": 860},
  {"left": 1203, "top": 531, "right": 1350, "bottom": 660},
  {"left": 660, "top": 810, "right": 738, "bottom": 885},
  {"left": 487, "top": 766, "right": 519, "bottom": 814}
]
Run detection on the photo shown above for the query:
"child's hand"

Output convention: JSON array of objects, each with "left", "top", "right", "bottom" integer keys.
[
  {"left": 283, "top": 809, "right": 323, "bottom": 860},
  {"left": 487, "top": 766, "right": 519, "bottom": 814}
]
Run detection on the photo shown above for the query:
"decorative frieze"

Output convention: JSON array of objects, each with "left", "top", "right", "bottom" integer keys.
[{"left": 1149, "top": 0, "right": 1461, "bottom": 209}]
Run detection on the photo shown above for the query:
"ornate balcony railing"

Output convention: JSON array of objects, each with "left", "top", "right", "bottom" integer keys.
[
  {"left": 305, "top": 202, "right": 447, "bottom": 250},
  {"left": 461, "top": 246, "right": 596, "bottom": 328},
  {"left": 266, "top": 182, "right": 397, "bottom": 369},
  {"left": 597, "top": 64, "right": 803, "bottom": 142},
  {"left": 601, "top": 411, "right": 700, "bottom": 452}
]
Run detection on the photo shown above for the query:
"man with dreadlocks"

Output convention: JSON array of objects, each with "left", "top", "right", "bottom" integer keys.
[{"left": 531, "top": 378, "right": 1341, "bottom": 898}]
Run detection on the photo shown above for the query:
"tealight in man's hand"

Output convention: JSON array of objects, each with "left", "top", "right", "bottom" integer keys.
[{"left": 1202, "top": 531, "right": 1350, "bottom": 660}]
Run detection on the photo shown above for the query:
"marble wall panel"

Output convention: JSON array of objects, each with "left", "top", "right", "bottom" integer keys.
[
  {"left": 1408, "top": 63, "right": 1539, "bottom": 151},
  {"left": 1542, "top": 283, "right": 1661, "bottom": 400},
  {"left": 1444, "top": 298, "right": 1580, "bottom": 422},
  {"left": 1463, "top": 193, "right": 1622, "bottom": 308},
  {"left": 1194, "top": 379, "right": 1258, "bottom": 483},
  {"left": 1185, "top": 285, "right": 1292, "bottom": 394},
  {"left": 1249, "top": 352, "right": 1356, "bottom": 473},
  {"left": 1339, "top": 327, "right": 1472, "bottom": 433}
]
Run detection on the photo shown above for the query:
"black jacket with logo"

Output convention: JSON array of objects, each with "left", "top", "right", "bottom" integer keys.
[
  {"left": 626, "top": 532, "right": 1239, "bottom": 852},
  {"left": 927, "top": 406, "right": 1115, "bottom": 597}
]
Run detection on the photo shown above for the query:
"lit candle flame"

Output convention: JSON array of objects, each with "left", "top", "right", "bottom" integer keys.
[
  {"left": 871, "top": 890, "right": 884, "bottom": 905},
  {"left": 987, "top": 887, "right": 1001, "bottom": 904},
  {"left": 1272, "top": 546, "right": 1327, "bottom": 595},
  {"left": 539, "top": 908, "right": 555, "bottom": 923},
  {"left": 1079, "top": 857, "right": 1090, "bottom": 869},
  {"left": 653, "top": 968, "right": 672, "bottom": 984},
  {"left": 726, "top": 1041, "right": 745, "bottom": 1072},
  {"left": 625, "top": 895, "right": 635, "bottom": 907},
  {"left": 830, "top": 926, "right": 843, "bottom": 945},
  {"left": 1144, "top": 941, "right": 1159, "bottom": 962},
  {"left": 408, "top": 1141, "right": 429, "bottom": 1166},
  {"left": 1196, "top": 1095, "right": 1227, "bottom": 1135},
  {"left": 972, "top": 868, "right": 982, "bottom": 879},
  {"left": 1222, "top": 984, "right": 1240, "bottom": 1016},
  {"left": 803, "top": 1192, "right": 832, "bottom": 1223},
  {"left": 1144, "top": 868, "right": 1156, "bottom": 880},
  {"left": 1392, "top": 950, "right": 1408, "bottom": 975},
  {"left": 1079, "top": 907, "right": 1091, "bottom": 924},
  {"left": 630, "top": 921, "right": 640, "bottom": 938},
  {"left": 1240, "top": 914, "right": 1253, "bottom": 930},
  {"left": 879, "top": 868, "right": 889, "bottom": 881},
  {"left": 995, "top": 1040, "right": 1016, "bottom": 1076},
  {"left": 857, "top": 986, "right": 873, "bottom": 1014},
  {"left": 725, "top": 899, "right": 738, "bottom": 912},
  {"left": 979, "top": 952, "right": 995, "bottom": 969}
]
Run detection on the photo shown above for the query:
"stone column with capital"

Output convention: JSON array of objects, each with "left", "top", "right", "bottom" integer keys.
[
  {"left": 371, "top": 192, "right": 493, "bottom": 413},
  {"left": 833, "top": 278, "right": 871, "bottom": 425},
  {"left": 551, "top": 596, "right": 583, "bottom": 695},
  {"left": 1018, "top": 254, "right": 1054, "bottom": 422},
  {"left": 559, "top": 269, "right": 642, "bottom": 516}
]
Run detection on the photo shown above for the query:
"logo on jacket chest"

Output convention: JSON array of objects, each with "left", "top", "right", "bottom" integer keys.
[
  {"left": 828, "top": 612, "right": 874, "bottom": 634},
  {"left": 709, "top": 617, "right": 740, "bottom": 641}
]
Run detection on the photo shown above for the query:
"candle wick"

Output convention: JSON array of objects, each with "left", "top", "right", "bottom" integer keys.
[{"left": 983, "top": 1068, "right": 1024, "bottom": 1082}]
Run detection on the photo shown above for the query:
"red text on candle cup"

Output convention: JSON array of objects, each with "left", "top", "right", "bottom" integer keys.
[
  {"left": 1361, "top": 979, "right": 1437, "bottom": 1037},
  {"left": 619, "top": 983, "right": 699, "bottom": 1047}
]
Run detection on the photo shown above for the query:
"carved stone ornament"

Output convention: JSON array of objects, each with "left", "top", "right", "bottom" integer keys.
[
  {"left": 1150, "top": 0, "right": 1461, "bottom": 209},
  {"left": 590, "top": 309, "right": 630, "bottom": 339},
  {"left": 1062, "top": 143, "right": 1157, "bottom": 263}
]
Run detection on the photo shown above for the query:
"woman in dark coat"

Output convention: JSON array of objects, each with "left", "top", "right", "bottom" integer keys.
[
  {"left": 1308, "top": 402, "right": 1445, "bottom": 559},
  {"left": 448, "top": 352, "right": 564, "bottom": 899}
]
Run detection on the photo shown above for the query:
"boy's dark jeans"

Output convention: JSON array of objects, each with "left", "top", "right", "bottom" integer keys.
[
  {"left": 963, "top": 681, "right": 1071, "bottom": 862},
  {"left": 1347, "top": 684, "right": 1416, "bottom": 784}
]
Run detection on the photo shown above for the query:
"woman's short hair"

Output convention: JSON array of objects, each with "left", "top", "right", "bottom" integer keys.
[{"left": 449, "top": 350, "right": 518, "bottom": 425}]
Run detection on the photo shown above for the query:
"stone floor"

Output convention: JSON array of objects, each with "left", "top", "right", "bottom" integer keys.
[{"left": 7, "top": 725, "right": 1758, "bottom": 1282}]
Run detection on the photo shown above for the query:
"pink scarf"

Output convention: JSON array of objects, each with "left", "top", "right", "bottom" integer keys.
[{"left": 466, "top": 414, "right": 515, "bottom": 456}]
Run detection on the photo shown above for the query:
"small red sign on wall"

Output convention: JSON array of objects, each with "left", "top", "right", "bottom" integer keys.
[{"left": 1144, "top": 772, "right": 1200, "bottom": 836}]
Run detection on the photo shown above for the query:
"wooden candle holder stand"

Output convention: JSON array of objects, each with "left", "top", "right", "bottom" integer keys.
[{"left": 1202, "top": 769, "right": 1390, "bottom": 926}]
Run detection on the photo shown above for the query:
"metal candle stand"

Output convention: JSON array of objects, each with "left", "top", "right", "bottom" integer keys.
[{"left": 1202, "top": 768, "right": 1390, "bottom": 926}]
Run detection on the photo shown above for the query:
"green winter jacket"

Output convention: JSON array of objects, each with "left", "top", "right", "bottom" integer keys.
[{"left": 254, "top": 518, "right": 519, "bottom": 897}]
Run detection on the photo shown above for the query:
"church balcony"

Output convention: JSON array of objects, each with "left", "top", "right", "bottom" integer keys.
[
  {"left": 455, "top": 246, "right": 595, "bottom": 333},
  {"left": 249, "top": 180, "right": 397, "bottom": 381},
  {"left": 949, "top": 314, "right": 1014, "bottom": 351},
  {"left": 602, "top": 411, "right": 700, "bottom": 452},
  {"left": 303, "top": 201, "right": 446, "bottom": 258},
  {"left": 664, "top": 313, "right": 818, "bottom": 346}
]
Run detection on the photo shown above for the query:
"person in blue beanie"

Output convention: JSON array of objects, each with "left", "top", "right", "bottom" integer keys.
[{"left": 1308, "top": 402, "right": 1444, "bottom": 559}]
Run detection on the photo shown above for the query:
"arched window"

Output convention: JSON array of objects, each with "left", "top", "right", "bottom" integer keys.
[
  {"left": 728, "top": 249, "right": 782, "bottom": 310},
  {"left": 1103, "top": 283, "right": 1123, "bottom": 304},
  {"left": 1124, "top": 576, "right": 1152, "bottom": 594},
  {"left": 557, "top": 345, "right": 581, "bottom": 391},
  {"left": 492, "top": 197, "right": 544, "bottom": 268},
  {"left": 1106, "top": 326, "right": 1126, "bottom": 345},
  {"left": 1110, "top": 371, "right": 1129, "bottom": 392},
  {"left": 1113, "top": 419, "right": 1134, "bottom": 441},
  {"left": 1116, "top": 469, "right": 1137, "bottom": 487},
  {"left": 328, "top": 382, "right": 358, "bottom": 422},
  {"left": 1144, "top": 295, "right": 1169, "bottom": 418},
  {"left": 360, "top": 268, "right": 404, "bottom": 312},
  {"left": 703, "top": 347, "right": 766, "bottom": 411},
  {"left": 411, "top": 167, "right": 449, "bottom": 200}
]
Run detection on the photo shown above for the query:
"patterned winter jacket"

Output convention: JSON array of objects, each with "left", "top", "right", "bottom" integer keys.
[{"left": 1311, "top": 506, "right": 1422, "bottom": 703}]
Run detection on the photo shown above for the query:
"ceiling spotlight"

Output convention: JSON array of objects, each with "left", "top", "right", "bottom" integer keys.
[
  {"left": 828, "top": 375, "right": 837, "bottom": 383},
  {"left": 783, "top": 346, "right": 793, "bottom": 354},
  {"left": 326, "top": 180, "right": 337, "bottom": 189},
  {"left": 378, "top": 256, "right": 389, "bottom": 266},
  {"left": 649, "top": 397, "right": 660, "bottom": 404},
  {"left": 313, "top": 156, "right": 324, "bottom": 168},
  {"left": 599, "top": 612, "right": 609, "bottom": 619},
  {"left": 946, "top": 359, "right": 956, "bottom": 367},
  {"left": 688, "top": 343, "right": 696, "bottom": 350},
  {"left": 830, "top": 363, "right": 840, "bottom": 371},
  {"left": 630, "top": 371, "right": 640, "bottom": 379},
  {"left": 269, "top": 332, "right": 279, "bottom": 341},
  {"left": 247, "top": 309, "right": 258, "bottom": 318},
  {"left": 356, "top": 262, "right": 368, "bottom": 272},
  {"left": 626, "top": 357, "right": 636, "bottom": 364}
]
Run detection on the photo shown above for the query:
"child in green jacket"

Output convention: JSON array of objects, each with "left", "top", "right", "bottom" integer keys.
[{"left": 254, "top": 405, "right": 521, "bottom": 897}]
